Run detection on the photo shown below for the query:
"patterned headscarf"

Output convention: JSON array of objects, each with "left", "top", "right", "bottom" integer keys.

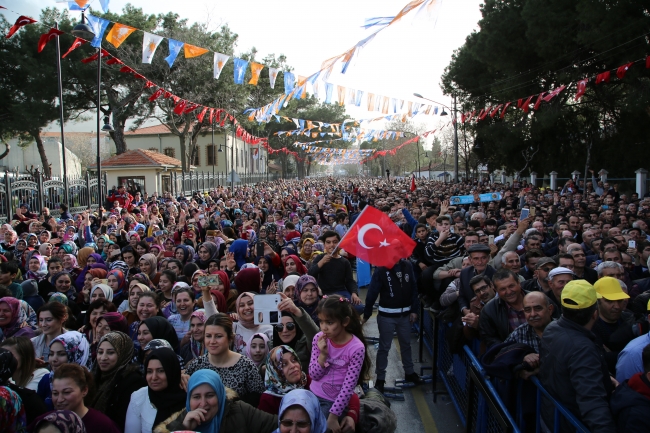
[
  {"left": 49, "top": 292, "right": 69, "bottom": 306},
  {"left": 264, "top": 345, "right": 308, "bottom": 397},
  {"left": 64, "top": 254, "right": 78, "bottom": 270},
  {"left": 294, "top": 275, "right": 319, "bottom": 303},
  {"left": 0, "top": 386, "right": 26, "bottom": 433},
  {"left": 49, "top": 331, "right": 92, "bottom": 369},
  {"left": 35, "top": 410, "right": 86, "bottom": 433},
  {"left": 0, "top": 298, "right": 30, "bottom": 338},
  {"left": 60, "top": 241, "right": 78, "bottom": 256},
  {"left": 107, "top": 269, "right": 127, "bottom": 294},
  {"left": 97, "top": 312, "right": 128, "bottom": 334},
  {"left": 189, "top": 309, "right": 207, "bottom": 359},
  {"left": 26, "top": 254, "right": 48, "bottom": 280},
  {"left": 143, "top": 338, "right": 173, "bottom": 352}
]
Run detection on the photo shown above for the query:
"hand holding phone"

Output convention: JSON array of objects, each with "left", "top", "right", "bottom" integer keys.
[{"left": 254, "top": 294, "right": 281, "bottom": 325}]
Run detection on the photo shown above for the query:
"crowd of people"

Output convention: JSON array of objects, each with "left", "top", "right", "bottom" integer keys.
[{"left": 0, "top": 174, "right": 649, "bottom": 433}]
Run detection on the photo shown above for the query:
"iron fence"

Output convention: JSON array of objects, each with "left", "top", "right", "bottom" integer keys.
[{"left": 417, "top": 314, "right": 591, "bottom": 433}]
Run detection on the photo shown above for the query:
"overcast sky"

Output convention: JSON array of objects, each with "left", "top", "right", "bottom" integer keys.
[{"left": 3, "top": 0, "right": 483, "bottom": 139}]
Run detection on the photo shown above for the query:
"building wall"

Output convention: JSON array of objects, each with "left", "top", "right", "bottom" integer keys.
[
  {"left": 114, "top": 130, "right": 268, "bottom": 174},
  {"left": 105, "top": 167, "right": 183, "bottom": 195},
  {"left": 0, "top": 138, "right": 82, "bottom": 178}
]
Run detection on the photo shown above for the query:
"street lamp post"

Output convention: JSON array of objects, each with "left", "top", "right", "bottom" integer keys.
[
  {"left": 54, "top": 22, "right": 69, "bottom": 204},
  {"left": 414, "top": 92, "right": 459, "bottom": 182},
  {"left": 218, "top": 128, "right": 235, "bottom": 192}
]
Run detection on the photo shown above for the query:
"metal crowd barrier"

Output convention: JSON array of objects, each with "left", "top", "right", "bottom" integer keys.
[{"left": 415, "top": 306, "right": 591, "bottom": 433}]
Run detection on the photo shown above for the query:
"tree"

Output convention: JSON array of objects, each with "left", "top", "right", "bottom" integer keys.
[
  {"left": 441, "top": 0, "right": 650, "bottom": 178},
  {"left": 359, "top": 120, "right": 427, "bottom": 177},
  {"left": 0, "top": 8, "right": 91, "bottom": 177}
]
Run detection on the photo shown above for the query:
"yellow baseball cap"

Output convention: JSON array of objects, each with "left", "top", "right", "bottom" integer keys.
[
  {"left": 594, "top": 277, "right": 630, "bottom": 301},
  {"left": 561, "top": 280, "right": 600, "bottom": 310}
]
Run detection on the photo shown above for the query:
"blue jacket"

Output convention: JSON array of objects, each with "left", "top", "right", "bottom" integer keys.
[{"left": 401, "top": 208, "right": 419, "bottom": 239}]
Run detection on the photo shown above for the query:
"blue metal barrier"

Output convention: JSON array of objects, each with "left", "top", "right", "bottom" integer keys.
[{"left": 421, "top": 314, "right": 592, "bottom": 433}]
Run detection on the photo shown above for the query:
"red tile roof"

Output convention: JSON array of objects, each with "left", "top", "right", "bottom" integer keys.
[
  {"left": 124, "top": 124, "right": 175, "bottom": 135},
  {"left": 90, "top": 149, "right": 182, "bottom": 168}
]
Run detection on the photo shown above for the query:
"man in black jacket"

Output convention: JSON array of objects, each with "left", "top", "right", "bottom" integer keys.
[
  {"left": 539, "top": 280, "right": 617, "bottom": 433},
  {"left": 458, "top": 244, "right": 496, "bottom": 316},
  {"left": 363, "top": 258, "right": 420, "bottom": 393},
  {"left": 478, "top": 269, "right": 527, "bottom": 348}
]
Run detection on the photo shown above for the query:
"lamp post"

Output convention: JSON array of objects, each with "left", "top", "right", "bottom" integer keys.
[
  {"left": 414, "top": 92, "right": 459, "bottom": 183},
  {"left": 54, "top": 22, "right": 69, "bottom": 204},
  {"left": 218, "top": 127, "right": 235, "bottom": 192}
]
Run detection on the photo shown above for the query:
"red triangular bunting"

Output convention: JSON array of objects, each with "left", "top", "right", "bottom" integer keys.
[
  {"left": 6, "top": 16, "right": 37, "bottom": 39},
  {"left": 149, "top": 88, "right": 164, "bottom": 102},
  {"left": 62, "top": 38, "right": 85, "bottom": 58},
  {"left": 37, "top": 28, "right": 64, "bottom": 53},
  {"left": 616, "top": 62, "right": 634, "bottom": 80},
  {"left": 595, "top": 71, "right": 610, "bottom": 85}
]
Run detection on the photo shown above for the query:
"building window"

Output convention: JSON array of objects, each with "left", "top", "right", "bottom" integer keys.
[
  {"left": 206, "top": 145, "right": 217, "bottom": 165},
  {"left": 148, "top": 147, "right": 158, "bottom": 152},
  {"left": 163, "top": 147, "right": 175, "bottom": 158},
  {"left": 191, "top": 146, "right": 200, "bottom": 166}
]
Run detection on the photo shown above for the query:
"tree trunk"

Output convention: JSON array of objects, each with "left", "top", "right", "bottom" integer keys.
[
  {"left": 31, "top": 130, "right": 52, "bottom": 178},
  {"left": 109, "top": 126, "right": 127, "bottom": 154},
  {"left": 178, "top": 134, "right": 187, "bottom": 172},
  {"left": 0, "top": 138, "right": 10, "bottom": 161}
]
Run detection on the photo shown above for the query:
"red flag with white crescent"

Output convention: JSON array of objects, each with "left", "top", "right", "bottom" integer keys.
[
  {"left": 37, "top": 28, "right": 64, "bottom": 53},
  {"left": 338, "top": 205, "right": 416, "bottom": 268},
  {"left": 6, "top": 16, "right": 37, "bottom": 39},
  {"left": 62, "top": 38, "right": 86, "bottom": 58},
  {"left": 410, "top": 174, "right": 416, "bottom": 192}
]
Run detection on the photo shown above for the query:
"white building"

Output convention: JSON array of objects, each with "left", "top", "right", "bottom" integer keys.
[
  {"left": 0, "top": 133, "right": 83, "bottom": 178},
  {"left": 114, "top": 123, "right": 268, "bottom": 175}
]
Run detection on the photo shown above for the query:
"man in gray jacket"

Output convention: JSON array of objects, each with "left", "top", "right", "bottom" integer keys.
[{"left": 539, "top": 279, "right": 617, "bottom": 433}]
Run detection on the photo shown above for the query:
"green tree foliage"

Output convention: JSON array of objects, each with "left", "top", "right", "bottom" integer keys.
[
  {"left": 0, "top": 8, "right": 92, "bottom": 177},
  {"left": 360, "top": 120, "right": 427, "bottom": 177},
  {"left": 441, "top": 0, "right": 650, "bottom": 178}
]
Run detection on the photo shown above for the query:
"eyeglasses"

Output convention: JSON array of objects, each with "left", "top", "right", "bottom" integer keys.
[
  {"left": 275, "top": 322, "right": 296, "bottom": 331},
  {"left": 473, "top": 285, "right": 490, "bottom": 295},
  {"left": 280, "top": 420, "right": 310, "bottom": 429}
]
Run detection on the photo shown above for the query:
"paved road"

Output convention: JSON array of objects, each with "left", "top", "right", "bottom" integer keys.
[{"left": 360, "top": 287, "right": 464, "bottom": 433}]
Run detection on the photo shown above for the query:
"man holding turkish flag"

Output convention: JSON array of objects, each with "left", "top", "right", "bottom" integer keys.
[{"left": 339, "top": 205, "right": 416, "bottom": 269}]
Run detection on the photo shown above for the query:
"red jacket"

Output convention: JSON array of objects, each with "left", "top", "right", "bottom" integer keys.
[{"left": 107, "top": 191, "right": 134, "bottom": 210}]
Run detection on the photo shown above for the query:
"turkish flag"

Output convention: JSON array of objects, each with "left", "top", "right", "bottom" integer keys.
[
  {"left": 410, "top": 175, "right": 416, "bottom": 192},
  {"left": 37, "top": 28, "right": 64, "bottom": 53},
  {"left": 575, "top": 79, "right": 588, "bottom": 100},
  {"left": 62, "top": 38, "right": 85, "bottom": 58},
  {"left": 6, "top": 16, "right": 37, "bottom": 39},
  {"left": 338, "top": 206, "right": 416, "bottom": 269}
]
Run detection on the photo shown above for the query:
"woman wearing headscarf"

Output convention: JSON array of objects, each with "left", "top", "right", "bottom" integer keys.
[
  {"left": 245, "top": 332, "right": 269, "bottom": 375},
  {"left": 33, "top": 410, "right": 87, "bottom": 433},
  {"left": 0, "top": 385, "right": 26, "bottom": 433},
  {"left": 205, "top": 269, "right": 236, "bottom": 312},
  {"left": 122, "top": 282, "right": 151, "bottom": 325},
  {"left": 179, "top": 309, "right": 206, "bottom": 365},
  {"left": 155, "top": 369, "right": 277, "bottom": 433},
  {"left": 233, "top": 267, "right": 262, "bottom": 294},
  {"left": 293, "top": 275, "right": 322, "bottom": 326},
  {"left": 275, "top": 389, "right": 328, "bottom": 433},
  {"left": 26, "top": 254, "right": 48, "bottom": 281},
  {"left": 229, "top": 239, "right": 250, "bottom": 270},
  {"left": 138, "top": 253, "right": 160, "bottom": 286},
  {"left": 63, "top": 254, "right": 81, "bottom": 287},
  {"left": 232, "top": 292, "right": 273, "bottom": 355},
  {"left": 91, "top": 331, "right": 146, "bottom": 432},
  {"left": 282, "top": 254, "right": 308, "bottom": 278},
  {"left": 0, "top": 348, "right": 47, "bottom": 424},
  {"left": 174, "top": 245, "right": 193, "bottom": 266},
  {"left": 137, "top": 316, "right": 179, "bottom": 355},
  {"left": 125, "top": 347, "right": 186, "bottom": 433},
  {"left": 0, "top": 297, "right": 37, "bottom": 340},
  {"left": 37, "top": 330, "right": 91, "bottom": 410},
  {"left": 272, "top": 301, "right": 319, "bottom": 376},
  {"left": 256, "top": 255, "right": 283, "bottom": 294},
  {"left": 106, "top": 269, "right": 128, "bottom": 309},
  {"left": 196, "top": 241, "right": 219, "bottom": 270}
]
